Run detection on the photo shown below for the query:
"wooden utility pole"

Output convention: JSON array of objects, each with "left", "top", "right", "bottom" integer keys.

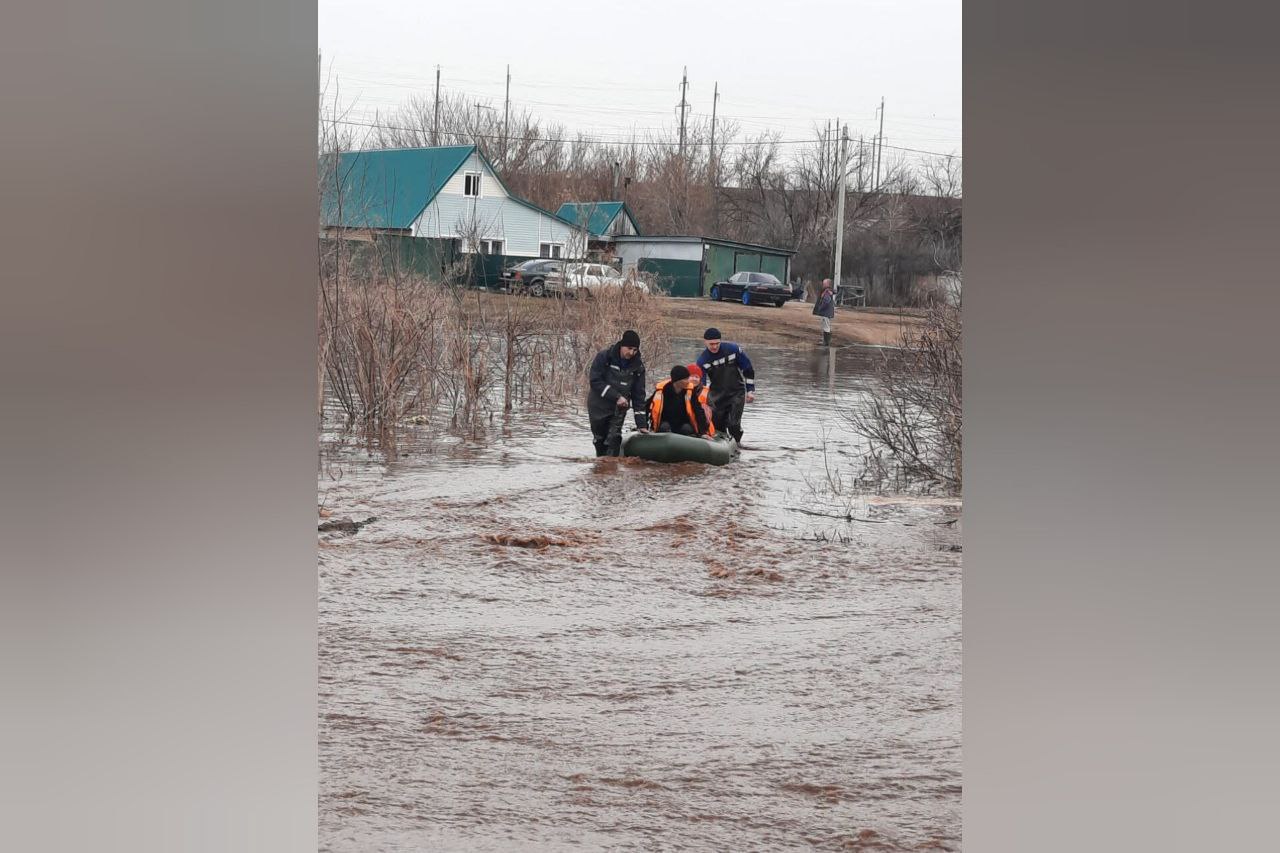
[
  {"left": 474, "top": 103, "right": 495, "bottom": 145},
  {"left": 710, "top": 81, "right": 720, "bottom": 229},
  {"left": 821, "top": 121, "right": 830, "bottom": 189},
  {"left": 875, "top": 97, "right": 885, "bottom": 191},
  {"left": 433, "top": 66, "right": 441, "bottom": 146},
  {"left": 833, "top": 124, "right": 849, "bottom": 294},
  {"left": 858, "top": 135, "right": 865, "bottom": 191},
  {"left": 503, "top": 65, "right": 510, "bottom": 163},
  {"left": 678, "top": 67, "right": 689, "bottom": 159},
  {"left": 709, "top": 81, "right": 719, "bottom": 185}
]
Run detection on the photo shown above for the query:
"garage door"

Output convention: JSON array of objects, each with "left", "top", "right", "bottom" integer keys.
[{"left": 760, "top": 254, "right": 787, "bottom": 281}]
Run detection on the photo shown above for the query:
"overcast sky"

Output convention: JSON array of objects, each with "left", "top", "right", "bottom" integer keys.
[{"left": 319, "top": 0, "right": 961, "bottom": 165}]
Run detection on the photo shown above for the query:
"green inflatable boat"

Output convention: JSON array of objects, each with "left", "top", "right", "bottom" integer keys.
[{"left": 621, "top": 431, "right": 739, "bottom": 465}]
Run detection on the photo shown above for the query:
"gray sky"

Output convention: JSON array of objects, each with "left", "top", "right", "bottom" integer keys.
[{"left": 319, "top": 0, "right": 961, "bottom": 165}]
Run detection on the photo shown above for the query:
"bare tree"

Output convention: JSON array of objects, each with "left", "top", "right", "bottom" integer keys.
[{"left": 846, "top": 296, "right": 962, "bottom": 492}]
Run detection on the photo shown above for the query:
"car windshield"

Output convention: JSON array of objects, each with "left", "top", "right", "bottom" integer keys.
[
  {"left": 516, "top": 260, "right": 545, "bottom": 270},
  {"left": 753, "top": 273, "right": 780, "bottom": 285}
]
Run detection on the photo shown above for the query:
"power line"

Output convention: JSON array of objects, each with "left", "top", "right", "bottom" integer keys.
[
  {"left": 328, "top": 67, "right": 960, "bottom": 141},
  {"left": 328, "top": 116, "right": 961, "bottom": 157}
]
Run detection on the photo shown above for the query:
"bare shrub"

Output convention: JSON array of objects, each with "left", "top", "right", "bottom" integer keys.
[
  {"left": 318, "top": 241, "right": 445, "bottom": 453},
  {"left": 845, "top": 294, "right": 962, "bottom": 492},
  {"left": 318, "top": 239, "right": 671, "bottom": 454}
]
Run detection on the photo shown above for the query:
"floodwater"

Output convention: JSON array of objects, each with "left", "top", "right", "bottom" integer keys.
[{"left": 319, "top": 340, "right": 962, "bottom": 852}]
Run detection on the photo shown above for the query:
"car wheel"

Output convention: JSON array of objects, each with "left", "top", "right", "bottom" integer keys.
[
  {"left": 529, "top": 279, "right": 545, "bottom": 297},
  {"left": 742, "top": 290, "right": 752, "bottom": 306},
  {"left": 709, "top": 285, "right": 720, "bottom": 301},
  {"left": 771, "top": 299, "right": 784, "bottom": 307}
]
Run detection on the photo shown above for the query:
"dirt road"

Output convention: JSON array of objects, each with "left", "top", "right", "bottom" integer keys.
[
  {"left": 468, "top": 287, "right": 923, "bottom": 348},
  {"left": 663, "top": 296, "right": 923, "bottom": 347}
]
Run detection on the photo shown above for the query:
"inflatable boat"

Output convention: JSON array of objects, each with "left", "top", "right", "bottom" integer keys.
[{"left": 621, "top": 431, "right": 738, "bottom": 465}]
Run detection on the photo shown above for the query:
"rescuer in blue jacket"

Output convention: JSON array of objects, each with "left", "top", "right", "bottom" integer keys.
[{"left": 694, "top": 327, "right": 754, "bottom": 443}]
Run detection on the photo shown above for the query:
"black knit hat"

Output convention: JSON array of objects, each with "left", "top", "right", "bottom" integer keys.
[
  {"left": 620, "top": 329, "right": 641, "bottom": 349},
  {"left": 670, "top": 364, "right": 690, "bottom": 382},
  {"left": 703, "top": 327, "right": 722, "bottom": 341}
]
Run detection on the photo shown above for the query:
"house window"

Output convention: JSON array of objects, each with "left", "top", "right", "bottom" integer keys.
[
  {"left": 464, "top": 172, "right": 481, "bottom": 197},
  {"left": 479, "top": 239, "right": 503, "bottom": 255},
  {"left": 539, "top": 242, "right": 563, "bottom": 259}
]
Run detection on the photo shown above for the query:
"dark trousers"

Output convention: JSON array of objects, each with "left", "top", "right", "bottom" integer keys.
[
  {"left": 590, "top": 408, "right": 628, "bottom": 457},
  {"left": 711, "top": 391, "right": 745, "bottom": 442},
  {"left": 657, "top": 421, "right": 695, "bottom": 436}
]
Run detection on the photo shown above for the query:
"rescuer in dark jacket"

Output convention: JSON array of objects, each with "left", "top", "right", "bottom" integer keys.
[
  {"left": 694, "top": 327, "right": 755, "bottom": 443},
  {"left": 586, "top": 330, "right": 647, "bottom": 456},
  {"left": 644, "top": 364, "right": 716, "bottom": 438}
]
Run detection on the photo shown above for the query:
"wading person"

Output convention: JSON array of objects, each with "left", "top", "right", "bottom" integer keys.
[
  {"left": 644, "top": 364, "right": 716, "bottom": 438},
  {"left": 587, "top": 329, "right": 647, "bottom": 457},
  {"left": 813, "top": 278, "right": 836, "bottom": 347},
  {"left": 694, "top": 328, "right": 754, "bottom": 444}
]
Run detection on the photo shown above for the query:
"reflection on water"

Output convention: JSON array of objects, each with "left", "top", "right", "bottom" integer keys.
[{"left": 319, "top": 341, "right": 961, "bottom": 851}]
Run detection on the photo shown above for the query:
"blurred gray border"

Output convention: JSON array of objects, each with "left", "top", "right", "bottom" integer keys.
[
  {"left": 966, "top": 1, "right": 1280, "bottom": 849},
  {"left": 0, "top": 2, "right": 318, "bottom": 851},
  {"left": 3, "top": 1, "right": 1279, "bottom": 850}
]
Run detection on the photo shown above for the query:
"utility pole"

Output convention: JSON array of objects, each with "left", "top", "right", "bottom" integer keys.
[
  {"left": 710, "top": 81, "right": 720, "bottom": 230},
  {"left": 833, "top": 124, "right": 849, "bottom": 295},
  {"left": 678, "top": 67, "right": 689, "bottom": 160},
  {"left": 433, "top": 66, "right": 441, "bottom": 146},
  {"left": 874, "top": 97, "right": 885, "bottom": 191},
  {"left": 474, "top": 103, "right": 495, "bottom": 145},
  {"left": 858, "top": 135, "right": 865, "bottom": 191},
  {"left": 709, "top": 81, "right": 719, "bottom": 186},
  {"left": 822, "top": 121, "right": 831, "bottom": 188},
  {"left": 503, "top": 65, "right": 510, "bottom": 163}
]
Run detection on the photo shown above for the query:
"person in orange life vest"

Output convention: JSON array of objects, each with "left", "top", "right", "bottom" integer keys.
[{"left": 643, "top": 364, "right": 716, "bottom": 438}]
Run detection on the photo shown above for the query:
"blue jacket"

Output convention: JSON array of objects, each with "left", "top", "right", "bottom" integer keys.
[
  {"left": 695, "top": 342, "right": 755, "bottom": 396},
  {"left": 813, "top": 289, "right": 836, "bottom": 318}
]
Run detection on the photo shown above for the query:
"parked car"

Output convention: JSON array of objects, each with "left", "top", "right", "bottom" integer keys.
[
  {"left": 501, "top": 259, "right": 563, "bottom": 296},
  {"left": 708, "top": 271, "right": 791, "bottom": 307},
  {"left": 548, "top": 262, "right": 650, "bottom": 297}
]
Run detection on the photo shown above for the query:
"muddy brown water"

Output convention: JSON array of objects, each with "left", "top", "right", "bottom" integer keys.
[{"left": 319, "top": 340, "right": 961, "bottom": 852}]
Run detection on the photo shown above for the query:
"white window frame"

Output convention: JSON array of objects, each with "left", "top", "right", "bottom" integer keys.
[
  {"left": 478, "top": 239, "right": 503, "bottom": 255},
  {"left": 539, "top": 242, "right": 564, "bottom": 259},
  {"left": 463, "top": 172, "right": 482, "bottom": 197}
]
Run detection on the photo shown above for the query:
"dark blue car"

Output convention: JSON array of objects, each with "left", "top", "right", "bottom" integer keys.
[{"left": 708, "top": 271, "right": 790, "bottom": 307}]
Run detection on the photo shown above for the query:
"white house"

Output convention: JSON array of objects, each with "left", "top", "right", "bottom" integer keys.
[{"left": 322, "top": 144, "right": 583, "bottom": 259}]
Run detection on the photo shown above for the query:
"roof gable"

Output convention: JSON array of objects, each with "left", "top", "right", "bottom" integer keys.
[
  {"left": 554, "top": 201, "right": 635, "bottom": 236},
  {"left": 321, "top": 145, "right": 476, "bottom": 229}
]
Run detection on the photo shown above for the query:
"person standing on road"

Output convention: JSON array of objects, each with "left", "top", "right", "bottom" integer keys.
[
  {"left": 587, "top": 330, "right": 647, "bottom": 457},
  {"left": 813, "top": 279, "right": 836, "bottom": 347},
  {"left": 694, "top": 328, "right": 754, "bottom": 444}
]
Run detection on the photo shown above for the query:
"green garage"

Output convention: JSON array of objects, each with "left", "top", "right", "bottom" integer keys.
[{"left": 611, "top": 236, "right": 794, "bottom": 298}]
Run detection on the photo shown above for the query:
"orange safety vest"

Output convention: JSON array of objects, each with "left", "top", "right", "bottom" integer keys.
[{"left": 649, "top": 379, "right": 716, "bottom": 437}]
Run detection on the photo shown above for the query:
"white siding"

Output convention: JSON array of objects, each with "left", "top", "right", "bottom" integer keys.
[
  {"left": 614, "top": 240, "right": 704, "bottom": 269},
  {"left": 438, "top": 152, "right": 508, "bottom": 200},
  {"left": 412, "top": 195, "right": 580, "bottom": 257},
  {"left": 604, "top": 211, "right": 638, "bottom": 237},
  {"left": 409, "top": 152, "right": 580, "bottom": 255}
]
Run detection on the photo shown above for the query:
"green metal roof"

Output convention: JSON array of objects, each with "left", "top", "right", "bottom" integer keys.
[
  {"left": 321, "top": 145, "right": 475, "bottom": 229},
  {"left": 554, "top": 201, "right": 634, "bottom": 236}
]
